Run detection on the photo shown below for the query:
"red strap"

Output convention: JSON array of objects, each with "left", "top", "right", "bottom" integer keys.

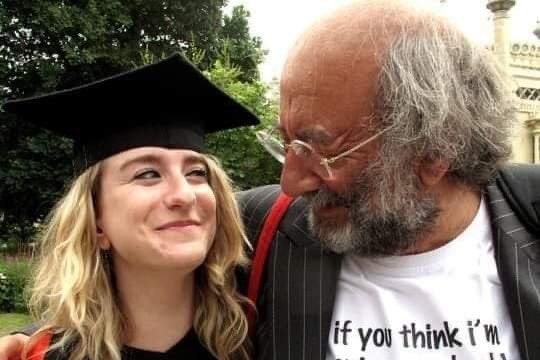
[
  {"left": 246, "top": 192, "right": 293, "bottom": 333},
  {"left": 26, "top": 332, "right": 53, "bottom": 360}
]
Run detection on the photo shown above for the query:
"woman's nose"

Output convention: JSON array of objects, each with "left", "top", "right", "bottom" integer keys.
[{"left": 163, "top": 175, "right": 197, "bottom": 208}]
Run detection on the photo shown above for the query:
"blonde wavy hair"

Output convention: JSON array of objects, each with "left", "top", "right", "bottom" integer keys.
[{"left": 26, "top": 154, "right": 250, "bottom": 360}]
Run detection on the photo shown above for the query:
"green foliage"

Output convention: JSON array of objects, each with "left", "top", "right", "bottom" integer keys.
[
  {"left": 0, "top": 115, "right": 73, "bottom": 244},
  {"left": 0, "top": 1, "right": 263, "bottom": 98},
  {"left": 0, "top": 259, "right": 32, "bottom": 313},
  {"left": 0, "top": 274, "right": 16, "bottom": 312},
  {"left": 206, "top": 60, "right": 281, "bottom": 190},
  {"left": 0, "top": 0, "right": 231, "bottom": 96},
  {"left": 220, "top": 5, "right": 266, "bottom": 82},
  {"left": 0, "top": 1, "right": 270, "bottom": 245}
]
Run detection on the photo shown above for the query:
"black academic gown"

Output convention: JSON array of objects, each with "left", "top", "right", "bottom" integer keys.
[{"left": 43, "top": 329, "right": 215, "bottom": 360}]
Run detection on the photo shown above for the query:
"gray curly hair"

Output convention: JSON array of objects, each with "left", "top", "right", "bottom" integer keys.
[{"left": 374, "top": 6, "right": 516, "bottom": 191}]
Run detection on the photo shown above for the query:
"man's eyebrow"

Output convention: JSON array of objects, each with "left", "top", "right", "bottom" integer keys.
[
  {"left": 277, "top": 124, "right": 333, "bottom": 144},
  {"left": 297, "top": 127, "right": 333, "bottom": 144}
]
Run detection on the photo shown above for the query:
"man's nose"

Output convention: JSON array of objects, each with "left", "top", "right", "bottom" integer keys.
[{"left": 279, "top": 152, "right": 322, "bottom": 197}]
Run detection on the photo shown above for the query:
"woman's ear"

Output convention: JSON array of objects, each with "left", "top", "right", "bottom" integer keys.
[{"left": 96, "top": 219, "right": 110, "bottom": 250}]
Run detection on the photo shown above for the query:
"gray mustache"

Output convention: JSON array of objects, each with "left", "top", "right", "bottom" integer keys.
[{"left": 303, "top": 190, "right": 358, "bottom": 209}]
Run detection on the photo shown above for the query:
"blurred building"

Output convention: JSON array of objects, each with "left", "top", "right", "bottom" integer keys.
[{"left": 487, "top": 0, "right": 540, "bottom": 163}]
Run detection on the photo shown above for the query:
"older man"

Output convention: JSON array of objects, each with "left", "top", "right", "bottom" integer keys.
[
  {"left": 240, "top": 1, "right": 538, "bottom": 360},
  {"left": 0, "top": 1, "right": 539, "bottom": 360}
]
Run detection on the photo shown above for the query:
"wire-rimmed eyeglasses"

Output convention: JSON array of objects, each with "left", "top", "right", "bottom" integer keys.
[{"left": 256, "top": 126, "right": 391, "bottom": 179}]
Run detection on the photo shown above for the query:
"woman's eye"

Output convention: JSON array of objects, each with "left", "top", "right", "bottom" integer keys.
[
  {"left": 186, "top": 168, "right": 208, "bottom": 179},
  {"left": 134, "top": 169, "right": 160, "bottom": 180}
]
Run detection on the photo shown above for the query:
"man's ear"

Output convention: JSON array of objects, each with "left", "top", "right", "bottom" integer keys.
[{"left": 417, "top": 158, "right": 449, "bottom": 189}]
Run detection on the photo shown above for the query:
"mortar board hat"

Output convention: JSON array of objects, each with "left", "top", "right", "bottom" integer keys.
[{"left": 2, "top": 53, "right": 259, "bottom": 171}]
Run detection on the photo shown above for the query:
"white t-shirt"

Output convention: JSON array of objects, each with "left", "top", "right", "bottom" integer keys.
[{"left": 326, "top": 198, "right": 520, "bottom": 360}]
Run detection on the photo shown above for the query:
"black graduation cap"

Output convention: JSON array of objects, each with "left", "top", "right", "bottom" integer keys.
[{"left": 2, "top": 53, "right": 259, "bottom": 170}]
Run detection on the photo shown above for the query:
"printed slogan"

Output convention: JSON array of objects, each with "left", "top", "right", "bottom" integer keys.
[{"left": 332, "top": 319, "right": 508, "bottom": 360}]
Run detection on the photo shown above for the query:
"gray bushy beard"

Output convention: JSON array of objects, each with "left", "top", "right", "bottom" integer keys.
[{"left": 304, "top": 160, "right": 440, "bottom": 256}]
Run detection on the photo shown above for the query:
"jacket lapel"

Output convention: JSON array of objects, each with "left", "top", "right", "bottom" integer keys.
[
  {"left": 486, "top": 184, "right": 540, "bottom": 360},
  {"left": 256, "top": 196, "right": 341, "bottom": 360}
]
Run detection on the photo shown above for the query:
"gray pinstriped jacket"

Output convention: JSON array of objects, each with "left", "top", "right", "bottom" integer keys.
[{"left": 238, "top": 166, "right": 540, "bottom": 360}]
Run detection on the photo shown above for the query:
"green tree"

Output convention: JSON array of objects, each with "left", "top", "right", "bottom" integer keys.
[
  {"left": 206, "top": 60, "right": 281, "bottom": 190},
  {"left": 0, "top": 1, "right": 273, "bottom": 245},
  {"left": 0, "top": 0, "right": 231, "bottom": 97},
  {"left": 220, "top": 5, "right": 266, "bottom": 82}
]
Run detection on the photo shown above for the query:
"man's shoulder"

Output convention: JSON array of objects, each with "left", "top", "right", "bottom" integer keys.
[
  {"left": 236, "top": 185, "right": 314, "bottom": 247},
  {"left": 236, "top": 185, "right": 283, "bottom": 247},
  {"left": 236, "top": 184, "right": 282, "bottom": 209},
  {"left": 493, "top": 163, "right": 540, "bottom": 236},
  {"left": 499, "top": 163, "right": 540, "bottom": 179}
]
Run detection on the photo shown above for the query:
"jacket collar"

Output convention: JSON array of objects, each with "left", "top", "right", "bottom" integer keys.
[{"left": 486, "top": 184, "right": 540, "bottom": 360}]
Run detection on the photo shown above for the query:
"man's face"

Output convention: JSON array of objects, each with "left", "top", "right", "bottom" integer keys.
[
  {"left": 279, "top": 39, "right": 439, "bottom": 256},
  {"left": 279, "top": 35, "right": 382, "bottom": 201}
]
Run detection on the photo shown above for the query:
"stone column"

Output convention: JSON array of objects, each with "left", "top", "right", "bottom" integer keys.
[
  {"left": 532, "top": 132, "right": 540, "bottom": 164},
  {"left": 527, "top": 119, "right": 540, "bottom": 163},
  {"left": 486, "top": 0, "right": 516, "bottom": 70}
]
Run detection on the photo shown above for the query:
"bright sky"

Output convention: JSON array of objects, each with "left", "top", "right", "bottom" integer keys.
[{"left": 226, "top": 0, "right": 540, "bottom": 81}]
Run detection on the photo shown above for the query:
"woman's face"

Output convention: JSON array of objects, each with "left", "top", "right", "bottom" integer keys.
[{"left": 96, "top": 147, "right": 217, "bottom": 273}]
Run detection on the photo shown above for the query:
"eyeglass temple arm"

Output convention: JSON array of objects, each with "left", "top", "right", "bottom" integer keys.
[{"left": 322, "top": 127, "right": 392, "bottom": 165}]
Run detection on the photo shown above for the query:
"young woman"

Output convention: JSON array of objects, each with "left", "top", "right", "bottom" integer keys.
[{"left": 1, "top": 53, "right": 259, "bottom": 360}]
